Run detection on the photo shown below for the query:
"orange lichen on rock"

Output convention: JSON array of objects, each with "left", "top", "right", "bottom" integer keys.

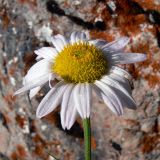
[
  {"left": 144, "top": 74, "right": 160, "bottom": 88},
  {"left": 1, "top": 10, "right": 10, "bottom": 29},
  {"left": 90, "top": 31, "right": 114, "bottom": 42},
  {"left": 11, "top": 151, "right": 19, "bottom": 160},
  {"left": 4, "top": 93, "right": 16, "bottom": 106},
  {"left": 91, "top": 137, "right": 97, "bottom": 150},
  {"left": 16, "top": 145, "right": 27, "bottom": 158},
  {"left": 33, "top": 144, "right": 47, "bottom": 158},
  {"left": 117, "top": 14, "right": 146, "bottom": 35},
  {"left": 90, "top": 0, "right": 160, "bottom": 88},
  {"left": 11, "top": 145, "right": 27, "bottom": 160},
  {"left": 141, "top": 134, "right": 160, "bottom": 153}
]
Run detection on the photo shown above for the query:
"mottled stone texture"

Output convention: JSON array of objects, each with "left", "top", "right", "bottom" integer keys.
[{"left": 0, "top": 0, "right": 160, "bottom": 160}]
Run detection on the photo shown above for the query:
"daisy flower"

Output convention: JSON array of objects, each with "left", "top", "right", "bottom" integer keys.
[{"left": 15, "top": 31, "right": 146, "bottom": 130}]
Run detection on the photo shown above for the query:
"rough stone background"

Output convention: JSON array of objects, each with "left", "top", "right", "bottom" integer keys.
[{"left": 0, "top": 0, "right": 160, "bottom": 160}]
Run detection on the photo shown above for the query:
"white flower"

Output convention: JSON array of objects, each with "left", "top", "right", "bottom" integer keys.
[{"left": 15, "top": 31, "right": 146, "bottom": 130}]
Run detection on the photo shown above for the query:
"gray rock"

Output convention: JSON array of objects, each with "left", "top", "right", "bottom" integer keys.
[
  {"left": 0, "top": 0, "right": 160, "bottom": 160},
  {"left": 141, "top": 117, "right": 156, "bottom": 133}
]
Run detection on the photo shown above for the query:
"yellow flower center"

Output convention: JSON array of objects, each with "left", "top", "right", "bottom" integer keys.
[{"left": 52, "top": 42, "right": 108, "bottom": 83}]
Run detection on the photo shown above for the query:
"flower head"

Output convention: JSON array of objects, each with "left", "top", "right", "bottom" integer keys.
[
  {"left": 15, "top": 31, "right": 146, "bottom": 130},
  {"left": 53, "top": 42, "right": 108, "bottom": 83}
]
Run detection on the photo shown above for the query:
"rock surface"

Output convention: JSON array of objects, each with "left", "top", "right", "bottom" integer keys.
[{"left": 0, "top": 0, "right": 160, "bottom": 160}]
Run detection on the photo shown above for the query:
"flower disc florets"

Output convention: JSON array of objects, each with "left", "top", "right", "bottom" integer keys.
[{"left": 52, "top": 42, "right": 108, "bottom": 83}]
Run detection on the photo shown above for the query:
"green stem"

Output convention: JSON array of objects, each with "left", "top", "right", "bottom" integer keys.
[{"left": 83, "top": 118, "right": 91, "bottom": 160}]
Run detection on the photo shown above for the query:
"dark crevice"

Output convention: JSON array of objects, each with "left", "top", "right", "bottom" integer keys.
[
  {"left": 46, "top": 0, "right": 65, "bottom": 16},
  {"left": 156, "top": 28, "right": 160, "bottom": 48},
  {"left": 46, "top": 0, "right": 106, "bottom": 31},
  {"left": 0, "top": 153, "right": 10, "bottom": 160},
  {"left": 46, "top": 0, "right": 160, "bottom": 48},
  {"left": 110, "top": 140, "right": 122, "bottom": 154},
  {"left": 0, "top": 112, "right": 9, "bottom": 131},
  {"left": 95, "top": 21, "right": 106, "bottom": 30},
  {"left": 145, "top": 10, "right": 160, "bottom": 24},
  {"left": 97, "top": 0, "right": 106, "bottom": 2},
  {"left": 67, "top": 15, "right": 94, "bottom": 29},
  {"left": 127, "top": 0, "right": 145, "bottom": 15}
]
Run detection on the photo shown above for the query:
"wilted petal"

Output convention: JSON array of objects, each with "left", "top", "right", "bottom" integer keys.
[
  {"left": 93, "top": 84, "right": 120, "bottom": 115},
  {"left": 36, "top": 82, "right": 68, "bottom": 118},
  {"left": 109, "top": 85, "right": 136, "bottom": 109},
  {"left": 95, "top": 81, "right": 123, "bottom": 115},
  {"left": 101, "top": 76, "right": 136, "bottom": 109},
  {"left": 102, "top": 76, "right": 133, "bottom": 101},
  {"left": 102, "top": 37, "right": 130, "bottom": 51},
  {"left": 110, "top": 66, "right": 132, "bottom": 86}
]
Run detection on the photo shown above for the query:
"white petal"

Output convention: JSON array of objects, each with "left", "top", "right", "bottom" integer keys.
[
  {"left": 60, "top": 84, "right": 74, "bottom": 129},
  {"left": 55, "top": 34, "right": 68, "bottom": 45},
  {"left": 101, "top": 51, "right": 117, "bottom": 66},
  {"left": 36, "top": 82, "right": 68, "bottom": 118},
  {"left": 36, "top": 55, "right": 42, "bottom": 61},
  {"left": 73, "top": 84, "right": 83, "bottom": 118},
  {"left": 34, "top": 47, "right": 58, "bottom": 61},
  {"left": 111, "top": 53, "right": 147, "bottom": 64},
  {"left": 70, "top": 32, "right": 77, "bottom": 44},
  {"left": 24, "top": 59, "right": 51, "bottom": 84},
  {"left": 95, "top": 81, "right": 123, "bottom": 115},
  {"left": 101, "top": 76, "right": 136, "bottom": 109},
  {"left": 102, "top": 37, "right": 130, "bottom": 51},
  {"left": 51, "top": 34, "right": 67, "bottom": 52},
  {"left": 15, "top": 75, "right": 49, "bottom": 95},
  {"left": 70, "top": 31, "right": 87, "bottom": 44},
  {"left": 73, "top": 83, "right": 91, "bottom": 119},
  {"left": 29, "top": 86, "right": 41, "bottom": 99},
  {"left": 64, "top": 85, "right": 77, "bottom": 130},
  {"left": 66, "top": 104, "right": 77, "bottom": 130},
  {"left": 76, "top": 32, "right": 87, "bottom": 42}
]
